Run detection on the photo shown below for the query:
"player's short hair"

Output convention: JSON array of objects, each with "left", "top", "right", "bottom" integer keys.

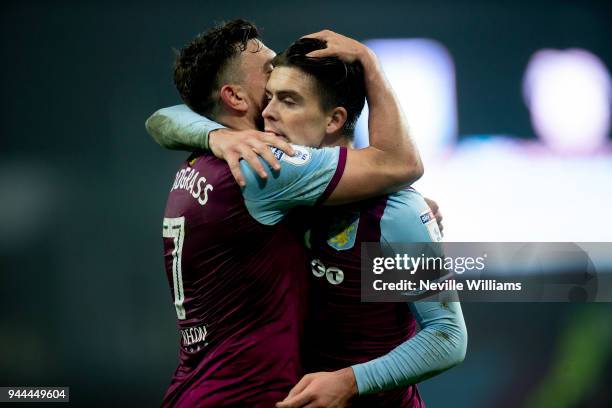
[
  {"left": 174, "top": 19, "right": 259, "bottom": 117},
  {"left": 272, "top": 38, "right": 366, "bottom": 138}
]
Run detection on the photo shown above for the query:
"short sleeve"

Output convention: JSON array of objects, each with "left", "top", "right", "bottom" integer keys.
[
  {"left": 240, "top": 145, "right": 347, "bottom": 225},
  {"left": 380, "top": 189, "right": 443, "bottom": 244}
]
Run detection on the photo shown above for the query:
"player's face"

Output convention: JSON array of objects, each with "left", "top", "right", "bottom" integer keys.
[
  {"left": 262, "top": 66, "right": 331, "bottom": 147},
  {"left": 238, "top": 39, "right": 275, "bottom": 130}
]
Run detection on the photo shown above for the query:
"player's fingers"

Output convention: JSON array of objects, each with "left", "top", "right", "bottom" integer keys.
[
  {"left": 285, "top": 375, "right": 314, "bottom": 399},
  {"left": 424, "top": 197, "right": 439, "bottom": 212},
  {"left": 285, "top": 374, "right": 315, "bottom": 400},
  {"left": 305, "top": 48, "right": 335, "bottom": 59},
  {"left": 261, "top": 133, "right": 295, "bottom": 156},
  {"left": 276, "top": 390, "right": 314, "bottom": 408},
  {"left": 239, "top": 147, "right": 268, "bottom": 179},
  {"left": 252, "top": 142, "right": 281, "bottom": 171},
  {"left": 226, "top": 153, "right": 246, "bottom": 187},
  {"left": 301, "top": 30, "right": 328, "bottom": 40},
  {"left": 434, "top": 210, "right": 443, "bottom": 231}
]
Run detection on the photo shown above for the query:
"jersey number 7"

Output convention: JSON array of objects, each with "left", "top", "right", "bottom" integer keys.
[{"left": 163, "top": 217, "right": 186, "bottom": 320}]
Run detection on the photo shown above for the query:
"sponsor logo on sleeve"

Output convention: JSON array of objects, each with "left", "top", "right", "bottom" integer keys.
[
  {"left": 420, "top": 211, "right": 433, "bottom": 224},
  {"left": 420, "top": 209, "right": 443, "bottom": 242},
  {"left": 271, "top": 147, "right": 285, "bottom": 161},
  {"left": 271, "top": 145, "right": 311, "bottom": 166}
]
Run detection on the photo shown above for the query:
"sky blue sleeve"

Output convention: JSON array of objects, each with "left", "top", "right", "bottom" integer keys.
[
  {"left": 240, "top": 145, "right": 346, "bottom": 225},
  {"left": 351, "top": 188, "right": 466, "bottom": 394},
  {"left": 379, "top": 189, "right": 445, "bottom": 283},
  {"left": 380, "top": 189, "right": 443, "bottom": 246},
  {"left": 352, "top": 299, "right": 467, "bottom": 394},
  {"left": 144, "top": 104, "right": 225, "bottom": 150}
]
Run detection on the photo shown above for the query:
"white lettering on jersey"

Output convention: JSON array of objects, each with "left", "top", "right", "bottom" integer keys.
[
  {"left": 181, "top": 324, "right": 208, "bottom": 349},
  {"left": 171, "top": 167, "right": 214, "bottom": 207}
]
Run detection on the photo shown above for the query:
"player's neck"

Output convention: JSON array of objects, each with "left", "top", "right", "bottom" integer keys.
[
  {"left": 321, "top": 133, "right": 353, "bottom": 148},
  {"left": 215, "top": 113, "right": 257, "bottom": 132}
]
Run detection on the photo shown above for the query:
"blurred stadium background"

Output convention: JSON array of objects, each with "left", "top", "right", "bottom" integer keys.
[{"left": 1, "top": 0, "right": 610, "bottom": 406}]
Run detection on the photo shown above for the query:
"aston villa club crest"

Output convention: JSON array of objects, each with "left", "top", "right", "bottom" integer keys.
[{"left": 327, "top": 213, "right": 360, "bottom": 250}]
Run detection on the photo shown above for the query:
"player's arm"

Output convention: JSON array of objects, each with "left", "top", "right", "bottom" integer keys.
[
  {"left": 276, "top": 298, "right": 467, "bottom": 408},
  {"left": 144, "top": 105, "right": 295, "bottom": 185},
  {"left": 345, "top": 193, "right": 465, "bottom": 393},
  {"left": 304, "top": 31, "right": 423, "bottom": 205},
  {"left": 241, "top": 33, "right": 425, "bottom": 224},
  {"left": 352, "top": 299, "right": 467, "bottom": 394},
  {"left": 147, "top": 32, "right": 423, "bottom": 205},
  {"left": 145, "top": 104, "right": 222, "bottom": 150},
  {"left": 238, "top": 145, "right": 346, "bottom": 225}
]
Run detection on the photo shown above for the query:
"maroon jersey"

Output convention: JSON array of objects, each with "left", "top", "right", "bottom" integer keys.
[
  {"left": 304, "top": 189, "right": 439, "bottom": 408},
  {"left": 161, "top": 153, "right": 308, "bottom": 407}
]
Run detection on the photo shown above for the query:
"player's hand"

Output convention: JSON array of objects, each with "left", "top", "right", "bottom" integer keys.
[
  {"left": 424, "top": 197, "right": 444, "bottom": 235},
  {"left": 301, "top": 30, "right": 372, "bottom": 64},
  {"left": 208, "top": 128, "right": 295, "bottom": 187},
  {"left": 276, "top": 368, "right": 357, "bottom": 408}
]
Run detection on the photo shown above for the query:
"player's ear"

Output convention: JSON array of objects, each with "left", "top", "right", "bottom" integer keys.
[
  {"left": 219, "top": 84, "right": 249, "bottom": 113},
  {"left": 326, "top": 107, "right": 348, "bottom": 134}
]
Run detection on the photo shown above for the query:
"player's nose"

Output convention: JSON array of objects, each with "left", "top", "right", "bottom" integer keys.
[{"left": 262, "top": 99, "right": 277, "bottom": 121}]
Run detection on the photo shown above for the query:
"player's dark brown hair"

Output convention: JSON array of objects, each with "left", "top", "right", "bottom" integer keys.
[
  {"left": 271, "top": 38, "right": 366, "bottom": 138},
  {"left": 174, "top": 19, "right": 260, "bottom": 117}
]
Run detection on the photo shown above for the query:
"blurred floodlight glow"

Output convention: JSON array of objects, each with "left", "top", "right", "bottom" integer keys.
[
  {"left": 420, "top": 137, "right": 612, "bottom": 242},
  {"left": 355, "top": 39, "right": 457, "bottom": 161},
  {"left": 523, "top": 49, "right": 611, "bottom": 153},
  {"left": 352, "top": 42, "right": 612, "bottom": 242}
]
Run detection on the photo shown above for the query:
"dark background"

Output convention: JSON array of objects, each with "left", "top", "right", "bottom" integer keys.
[{"left": 1, "top": 1, "right": 611, "bottom": 406}]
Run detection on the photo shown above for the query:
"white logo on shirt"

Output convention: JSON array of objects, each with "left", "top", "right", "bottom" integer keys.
[
  {"left": 311, "top": 259, "right": 345, "bottom": 285},
  {"left": 278, "top": 145, "right": 311, "bottom": 166},
  {"left": 181, "top": 324, "right": 208, "bottom": 348}
]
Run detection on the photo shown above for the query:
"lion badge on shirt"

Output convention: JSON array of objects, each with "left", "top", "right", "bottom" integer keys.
[{"left": 327, "top": 213, "right": 360, "bottom": 250}]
